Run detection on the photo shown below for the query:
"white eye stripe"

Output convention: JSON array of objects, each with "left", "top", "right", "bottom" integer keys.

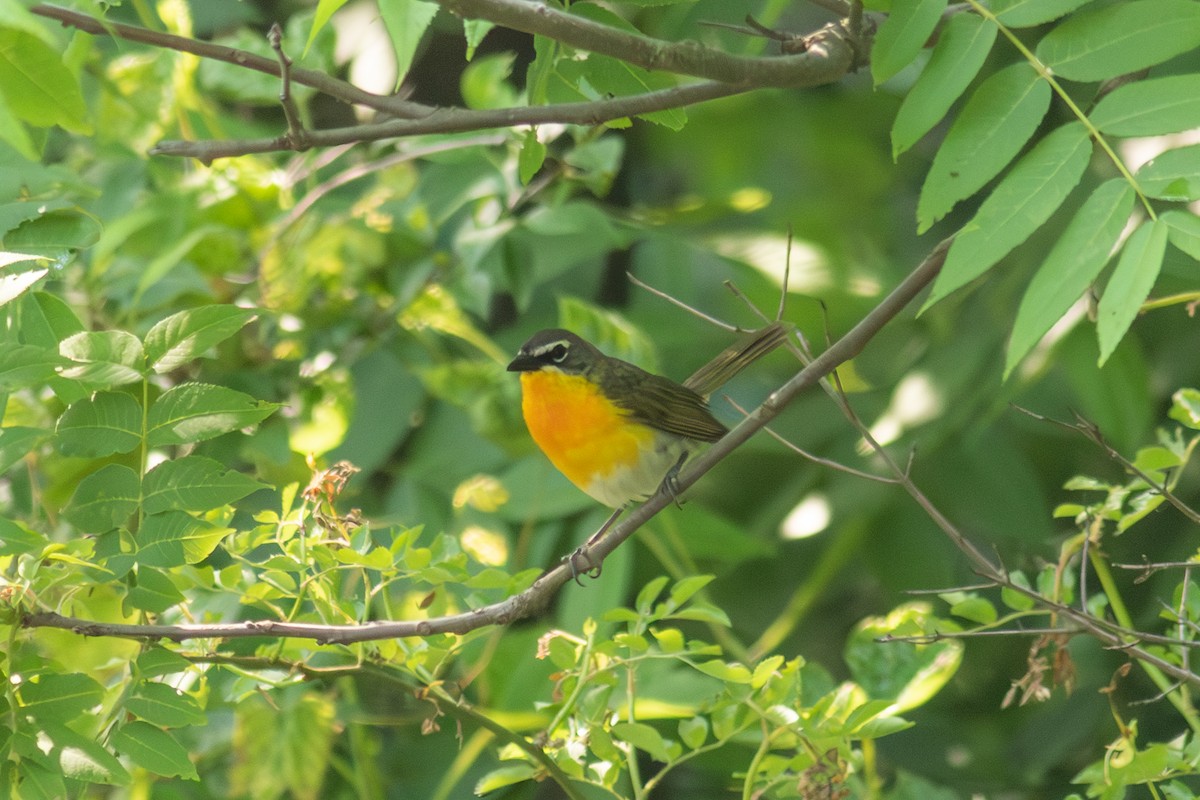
[{"left": 532, "top": 340, "right": 571, "bottom": 360}]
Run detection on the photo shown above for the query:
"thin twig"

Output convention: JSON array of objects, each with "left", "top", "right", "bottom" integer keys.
[
  {"left": 626, "top": 273, "right": 739, "bottom": 332},
  {"left": 268, "top": 23, "right": 307, "bottom": 149}
]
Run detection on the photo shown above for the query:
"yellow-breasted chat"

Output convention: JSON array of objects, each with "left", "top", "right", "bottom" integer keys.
[{"left": 507, "top": 322, "right": 788, "bottom": 510}]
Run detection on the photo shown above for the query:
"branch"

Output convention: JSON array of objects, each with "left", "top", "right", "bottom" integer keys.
[
  {"left": 438, "top": 0, "right": 862, "bottom": 87},
  {"left": 22, "top": 237, "right": 949, "bottom": 644},
  {"left": 31, "top": 4, "right": 425, "bottom": 118},
  {"left": 148, "top": 81, "right": 750, "bottom": 161}
]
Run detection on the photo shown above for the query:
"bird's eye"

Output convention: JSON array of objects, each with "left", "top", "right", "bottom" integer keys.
[{"left": 549, "top": 344, "right": 569, "bottom": 363}]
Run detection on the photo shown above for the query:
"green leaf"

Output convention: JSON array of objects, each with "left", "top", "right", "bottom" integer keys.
[
  {"left": 1001, "top": 572, "right": 1037, "bottom": 612},
  {"left": 126, "top": 682, "right": 206, "bottom": 728},
  {"left": 474, "top": 765, "right": 538, "bottom": 794},
  {"left": 669, "top": 574, "right": 714, "bottom": 607},
  {"left": 692, "top": 660, "right": 753, "bottom": 683},
  {"left": 18, "top": 290, "right": 84, "bottom": 348},
  {"left": 1163, "top": 209, "right": 1200, "bottom": 261},
  {"left": 59, "top": 330, "right": 146, "bottom": 389},
  {"left": 1136, "top": 143, "right": 1200, "bottom": 201},
  {"left": 916, "top": 62, "right": 1050, "bottom": 232},
  {"left": 137, "top": 647, "right": 194, "bottom": 678},
  {"left": 1090, "top": 75, "right": 1200, "bottom": 137},
  {"left": 0, "top": 78, "right": 38, "bottom": 159},
  {"left": 62, "top": 464, "right": 140, "bottom": 533},
  {"left": 144, "top": 305, "right": 257, "bottom": 374},
  {"left": 1035, "top": 0, "right": 1200, "bottom": 82},
  {"left": 0, "top": 516, "right": 45, "bottom": 555},
  {"left": 124, "top": 566, "right": 186, "bottom": 614},
  {"left": 1170, "top": 388, "right": 1200, "bottom": 430},
  {"left": 55, "top": 391, "right": 143, "bottom": 457},
  {"left": 892, "top": 12, "right": 997, "bottom": 158},
  {"left": 137, "top": 511, "right": 232, "bottom": 567},
  {"left": 1005, "top": 179, "right": 1136, "bottom": 378},
  {"left": 46, "top": 723, "right": 132, "bottom": 786},
  {"left": 845, "top": 603, "right": 962, "bottom": 714},
  {"left": 0, "top": 425, "right": 44, "bottom": 473},
  {"left": 0, "top": 27, "right": 90, "bottom": 133},
  {"left": 147, "top": 383, "right": 279, "bottom": 446},
  {"left": 305, "top": 0, "right": 349, "bottom": 55},
  {"left": 611, "top": 721, "right": 672, "bottom": 761},
  {"left": 871, "top": 0, "right": 948, "bottom": 85},
  {"left": 4, "top": 207, "right": 101, "bottom": 257},
  {"left": 635, "top": 575, "right": 670, "bottom": 612},
  {"left": 992, "top": 0, "right": 1095, "bottom": 27},
  {"left": 518, "top": 128, "right": 547, "bottom": 185},
  {"left": 110, "top": 722, "right": 198, "bottom": 779},
  {"left": 378, "top": 0, "right": 440, "bottom": 85},
  {"left": 943, "top": 592, "right": 998, "bottom": 624},
  {"left": 1097, "top": 219, "right": 1168, "bottom": 364},
  {"left": 19, "top": 673, "right": 104, "bottom": 722},
  {"left": 926, "top": 122, "right": 1092, "bottom": 308},
  {"left": 678, "top": 716, "right": 708, "bottom": 749},
  {"left": 142, "top": 456, "right": 268, "bottom": 515},
  {"left": 0, "top": 344, "right": 64, "bottom": 389}
]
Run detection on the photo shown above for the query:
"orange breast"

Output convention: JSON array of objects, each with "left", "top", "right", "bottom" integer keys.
[{"left": 519, "top": 371, "right": 655, "bottom": 499}]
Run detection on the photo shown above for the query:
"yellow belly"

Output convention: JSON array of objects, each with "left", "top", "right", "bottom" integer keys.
[{"left": 519, "top": 371, "right": 683, "bottom": 507}]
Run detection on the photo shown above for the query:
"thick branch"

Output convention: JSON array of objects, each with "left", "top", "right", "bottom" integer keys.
[
  {"left": 22, "top": 240, "right": 947, "bottom": 644},
  {"left": 438, "top": 0, "right": 860, "bottom": 87}
]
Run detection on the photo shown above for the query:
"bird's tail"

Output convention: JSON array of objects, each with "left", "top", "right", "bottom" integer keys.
[{"left": 683, "top": 320, "right": 790, "bottom": 397}]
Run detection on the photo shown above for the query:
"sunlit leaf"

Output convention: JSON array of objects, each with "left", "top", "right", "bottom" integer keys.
[
  {"left": 147, "top": 383, "right": 279, "bottom": 446},
  {"left": 144, "top": 305, "right": 257, "bottom": 374},
  {"left": 992, "top": 0, "right": 1095, "bottom": 27},
  {"left": 0, "top": 27, "right": 90, "bottom": 133},
  {"left": 1136, "top": 143, "right": 1200, "bottom": 201},
  {"left": 56, "top": 391, "right": 143, "bottom": 457},
  {"left": 110, "top": 722, "right": 198, "bottom": 779},
  {"left": 378, "top": 0, "right": 440, "bottom": 84},
  {"left": 142, "top": 456, "right": 269, "bottom": 514}
]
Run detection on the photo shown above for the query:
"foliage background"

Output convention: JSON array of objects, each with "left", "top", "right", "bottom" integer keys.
[{"left": 2, "top": 0, "right": 1200, "bottom": 798}]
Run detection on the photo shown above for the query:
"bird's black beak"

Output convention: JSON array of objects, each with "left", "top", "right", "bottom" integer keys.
[{"left": 507, "top": 353, "right": 538, "bottom": 372}]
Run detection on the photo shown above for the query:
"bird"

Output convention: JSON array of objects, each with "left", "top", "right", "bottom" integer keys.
[{"left": 507, "top": 322, "right": 788, "bottom": 512}]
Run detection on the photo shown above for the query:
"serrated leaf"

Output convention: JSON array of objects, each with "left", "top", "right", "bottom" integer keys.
[
  {"left": 147, "top": 383, "right": 278, "bottom": 446},
  {"left": 55, "top": 391, "right": 143, "bottom": 457},
  {"left": 1036, "top": 0, "right": 1200, "bottom": 82},
  {"left": 916, "top": 62, "right": 1050, "bottom": 232},
  {"left": 144, "top": 305, "right": 257, "bottom": 374},
  {"left": 59, "top": 330, "right": 145, "bottom": 388},
  {"left": 19, "top": 673, "right": 104, "bottom": 721},
  {"left": 992, "top": 0, "right": 1095, "bottom": 27},
  {"left": 0, "top": 27, "right": 90, "bottom": 133},
  {"left": 1097, "top": 219, "right": 1168, "bottom": 364},
  {"left": 378, "top": 0, "right": 439, "bottom": 85},
  {"left": 110, "top": 722, "right": 198, "bottom": 779},
  {"left": 872, "top": 0, "right": 947, "bottom": 85},
  {"left": 137, "top": 511, "right": 232, "bottom": 568},
  {"left": 142, "top": 456, "right": 269, "bottom": 514},
  {"left": 62, "top": 464, "right": 140, "bottom": 533},
  {"left": 926, "top": 122, "right": 1092, "bottom": 308},
  {"left": 126, "top": 682, "right": 206, "bottom": 728},
  {"left": 1163, "top": 210, "right": 1200, "bottom": 261},
  {"left": 1137, "top": 143, "right": 1200, "bottom": 201},
  {"left": 1091, "top": 75, "right": 1200, "bottom": 137},
  {"left": 892, "top": 12, "right": 997, "bottom": 157},
  {"left": 1005, "top": 179, "right": 1135, "bottom": 378}
]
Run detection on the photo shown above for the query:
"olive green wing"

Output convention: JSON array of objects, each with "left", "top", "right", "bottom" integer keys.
[{"left": 604, "top": 367, "right": 727, "bottom": 442}]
